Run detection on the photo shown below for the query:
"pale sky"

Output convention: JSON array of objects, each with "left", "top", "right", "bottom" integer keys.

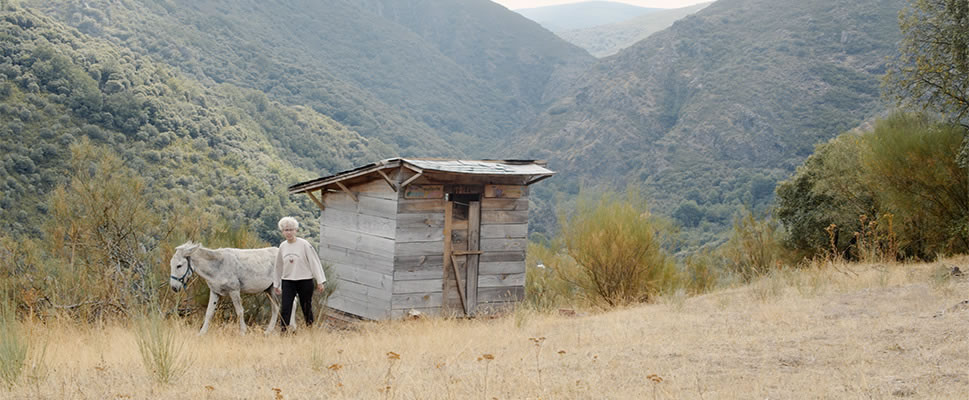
[{"left": 492, "top": 0, "right": 713, "bottom": 10}]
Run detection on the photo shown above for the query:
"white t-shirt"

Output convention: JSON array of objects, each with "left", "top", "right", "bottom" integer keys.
[{"left": 274, "top": 237, "right": 326, "bottom": 288}]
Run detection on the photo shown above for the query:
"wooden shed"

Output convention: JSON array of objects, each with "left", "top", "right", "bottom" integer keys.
[{"left": 288, "top": 158, "right": 555, "bottom": 320}]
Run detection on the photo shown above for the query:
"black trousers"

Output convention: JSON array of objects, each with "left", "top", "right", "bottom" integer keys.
[{"left": 280, "top": 279, "right": 315, "bottom": 331}]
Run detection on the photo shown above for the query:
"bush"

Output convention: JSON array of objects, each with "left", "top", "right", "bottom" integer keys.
[
  {"left": 862, "top": 114, "right": 968, "bottom": 258},
  {"left": 43, "top": 139, "right": 173, "bottom": 320},
  {"left": 682, "top": 248, "right": 722, "bottom": 294},
  {"left": 721, "top": 209, "right": 786, "bottom": 282},
  {"left": 559, "top": 190, "right": 675, "bottom": 307},
  {"left": 777, "top": 113, "right": 968, "bottom": 261}
]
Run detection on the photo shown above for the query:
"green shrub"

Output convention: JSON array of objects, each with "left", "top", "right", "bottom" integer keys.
[
  {"left": 559, "top": 190, "right": 675, "bottom": 307},
  {"left": 777, "top": 113, "right": 968, "bottom": 261}
]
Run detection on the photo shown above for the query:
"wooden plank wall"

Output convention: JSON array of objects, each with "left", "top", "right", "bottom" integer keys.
[
  {"left": 320, "top": 179, "right": 397, "bottom": 320},
  {"left": 476, "top": 194, "right": 528, "bottom": 310},
  {"left": 390, "top": 182, "right": 529, "bottom": 317},
  {"left": 390, "top": 191, "right": 446, "bottom": 317}
]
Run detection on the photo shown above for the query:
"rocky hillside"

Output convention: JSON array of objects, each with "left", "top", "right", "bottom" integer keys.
[{"left": 513, "top": 0, "right": 905, "bottom": 246}]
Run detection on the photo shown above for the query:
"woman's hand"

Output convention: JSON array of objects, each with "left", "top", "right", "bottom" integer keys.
[
  {"left": 316, "top": 283, "right": 325, "bottom": 293},
  {"left": 274, "top": 287, "right": 281, "bottom": 295}
]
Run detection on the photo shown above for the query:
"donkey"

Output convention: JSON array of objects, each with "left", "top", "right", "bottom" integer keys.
[{"left": 169, "top": 241, "right": 288, "bottom": 335}]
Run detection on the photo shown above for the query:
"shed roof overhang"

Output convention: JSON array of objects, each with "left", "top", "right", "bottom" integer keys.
[{"left": 288, "top": 158, "right": 555, "bottom": 195}]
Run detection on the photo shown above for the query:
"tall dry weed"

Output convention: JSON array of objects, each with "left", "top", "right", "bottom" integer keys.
[
  {"left": 748, "top": 270, "right": 786, "bottom": 302},
  {"left": 134, "top": 311, "right": 193, "bottom": 384},
  {"left": 0, "top": 299, "right": 26, "bottom": 389},
  {"left": 722, "top": 210, "right": 786, "bottom": 282}
]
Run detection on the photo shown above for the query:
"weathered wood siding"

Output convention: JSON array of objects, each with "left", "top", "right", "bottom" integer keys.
[
  {"left": 390, "top": 192, "right": 446, "bottom": 314},
  {"left": 476, "top": 194, "right": 528, "bottom": 307},
  {"left": 390, "top": 181, "right": 529, "bottom": 315},
  {"left": 320, "top": 179, "right": 397, "bottom": 320}
]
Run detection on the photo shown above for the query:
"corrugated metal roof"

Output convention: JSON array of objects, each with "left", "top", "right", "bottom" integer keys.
[
  {"left": 288, "top": 158, "right": 554, "bottom": 194},
  {"left": 402, "top": 158, "right": 553, "bottom": 175}
]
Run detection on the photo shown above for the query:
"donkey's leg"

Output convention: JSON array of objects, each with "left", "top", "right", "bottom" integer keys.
[
  {"left": 228, "top": 290, "right": 247, "bottom": 335},
  {"left": 199, "top": 290, "right": 220, "bottom": 335},
  {"left": 264, "top": 292, "right": 280, "bottom": 334}
]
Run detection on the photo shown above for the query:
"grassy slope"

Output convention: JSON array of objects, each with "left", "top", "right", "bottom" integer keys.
[{"left": 7, "top": 257, "right": 967, "bottom": 398}]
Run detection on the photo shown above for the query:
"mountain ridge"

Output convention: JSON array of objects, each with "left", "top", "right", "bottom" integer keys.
[
  {"left": 512, "top": 0, "right": 904, "bottom": 247},
  {"left": 515, "top": 1, "right": 658, "bottom": 31}
]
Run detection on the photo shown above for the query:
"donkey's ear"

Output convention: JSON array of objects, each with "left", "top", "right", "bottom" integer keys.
[{"left": 185, "top": 242, "right": 201, "bottom": 254}]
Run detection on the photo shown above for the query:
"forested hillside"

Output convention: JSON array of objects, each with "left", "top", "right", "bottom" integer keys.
[
  {"left": 513, "top": 0, "right": 905, "bottom": 249},
  {"left": 1, "top": 0, "right": 597, "bottom": 241},
  {"left": 26, "top": 0, "right": 594, "bottom": 155},
  {"left": 0, "top": 0, "right": 923, "bottom": 252},
  {"left": 0, "top": 8, "right": 389, "bottom": 240}
]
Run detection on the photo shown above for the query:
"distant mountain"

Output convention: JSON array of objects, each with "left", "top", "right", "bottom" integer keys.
[
  {"left": 4, "top": 0, "right": 594, "bottom": 240},
  {"left": 3, "top": 0, "right": 912, "bottom": 251},
  {"left": 513, "top": 0, "right": 905, "bottom": 248},
  {"left": 559, "top": 2, "right": 713, "bottom": 57},
  {"left": 26, "top": 0, "right": 594, "bottom": 157},
  {"left": 515, "top": 1, "right": 658, "bottom": 31}
]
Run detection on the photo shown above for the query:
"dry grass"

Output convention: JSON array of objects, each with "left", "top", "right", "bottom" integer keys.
[{"left": 3, "top": 257, "right": 967, "bottom": 399}]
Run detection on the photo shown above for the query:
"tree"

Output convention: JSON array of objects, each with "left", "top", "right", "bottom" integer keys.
[
  {"left": 776, "top": 114, "right": 968, "bottom": 260},
  {"left": 884, "top": 0, "right": 969, "bottom": 124},
  {"left": 884, "top": 0, "right": 969, "bottom": 254},
  {"left": 45, "top": 139, "right": 170, "bottom": 317}
]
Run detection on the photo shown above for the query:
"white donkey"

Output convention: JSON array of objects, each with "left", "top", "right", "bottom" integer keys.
[{"left": 169, "top": 241, "right": 290, "bottom": 335}]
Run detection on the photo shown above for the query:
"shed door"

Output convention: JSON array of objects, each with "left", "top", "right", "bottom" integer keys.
[{"left": 443, "top": 193, "right": 481, "bottom": 316}]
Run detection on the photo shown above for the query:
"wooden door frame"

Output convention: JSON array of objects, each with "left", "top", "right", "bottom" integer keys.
[{"left": 442, "top": 193, "right": 482, "bottom": 316}]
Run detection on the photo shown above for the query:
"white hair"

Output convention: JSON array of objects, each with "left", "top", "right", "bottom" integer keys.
[{"left": 278, "top": 216, "right": 299, "bottom": 230}]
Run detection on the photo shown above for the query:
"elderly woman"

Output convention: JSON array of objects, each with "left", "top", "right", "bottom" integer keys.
[{"left": 274, "top": 216, "right": 326, "bottom": 332}]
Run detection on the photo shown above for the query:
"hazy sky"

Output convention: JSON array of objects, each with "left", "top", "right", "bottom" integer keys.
[{"left": 492, "top": 0, "right": 712, "bottom": 10}]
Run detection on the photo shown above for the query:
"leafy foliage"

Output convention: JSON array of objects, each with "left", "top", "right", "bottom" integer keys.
[
  {"left": 44, "top": 139, "right": 168, "bottom": 313},
  {"left": 776, "top": 113, "right": 968, "bottom": 260},
  {"left": 775, "top": 132, "right": 875, "bottom": 259},
  {"left": 884, "top": 0, "right": 969, "bottom": 123},
  {"left": 559, "top": 190, "right": 675, "bottom": 306}
]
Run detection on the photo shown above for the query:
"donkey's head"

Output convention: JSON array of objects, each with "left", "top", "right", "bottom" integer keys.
[{"left": 169, "top": 241, "right": 201, "bottom": 292}]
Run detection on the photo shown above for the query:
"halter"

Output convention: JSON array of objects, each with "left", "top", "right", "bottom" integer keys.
[{"left": 170, "top": 256, "right": 194, "bottom": 288}]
